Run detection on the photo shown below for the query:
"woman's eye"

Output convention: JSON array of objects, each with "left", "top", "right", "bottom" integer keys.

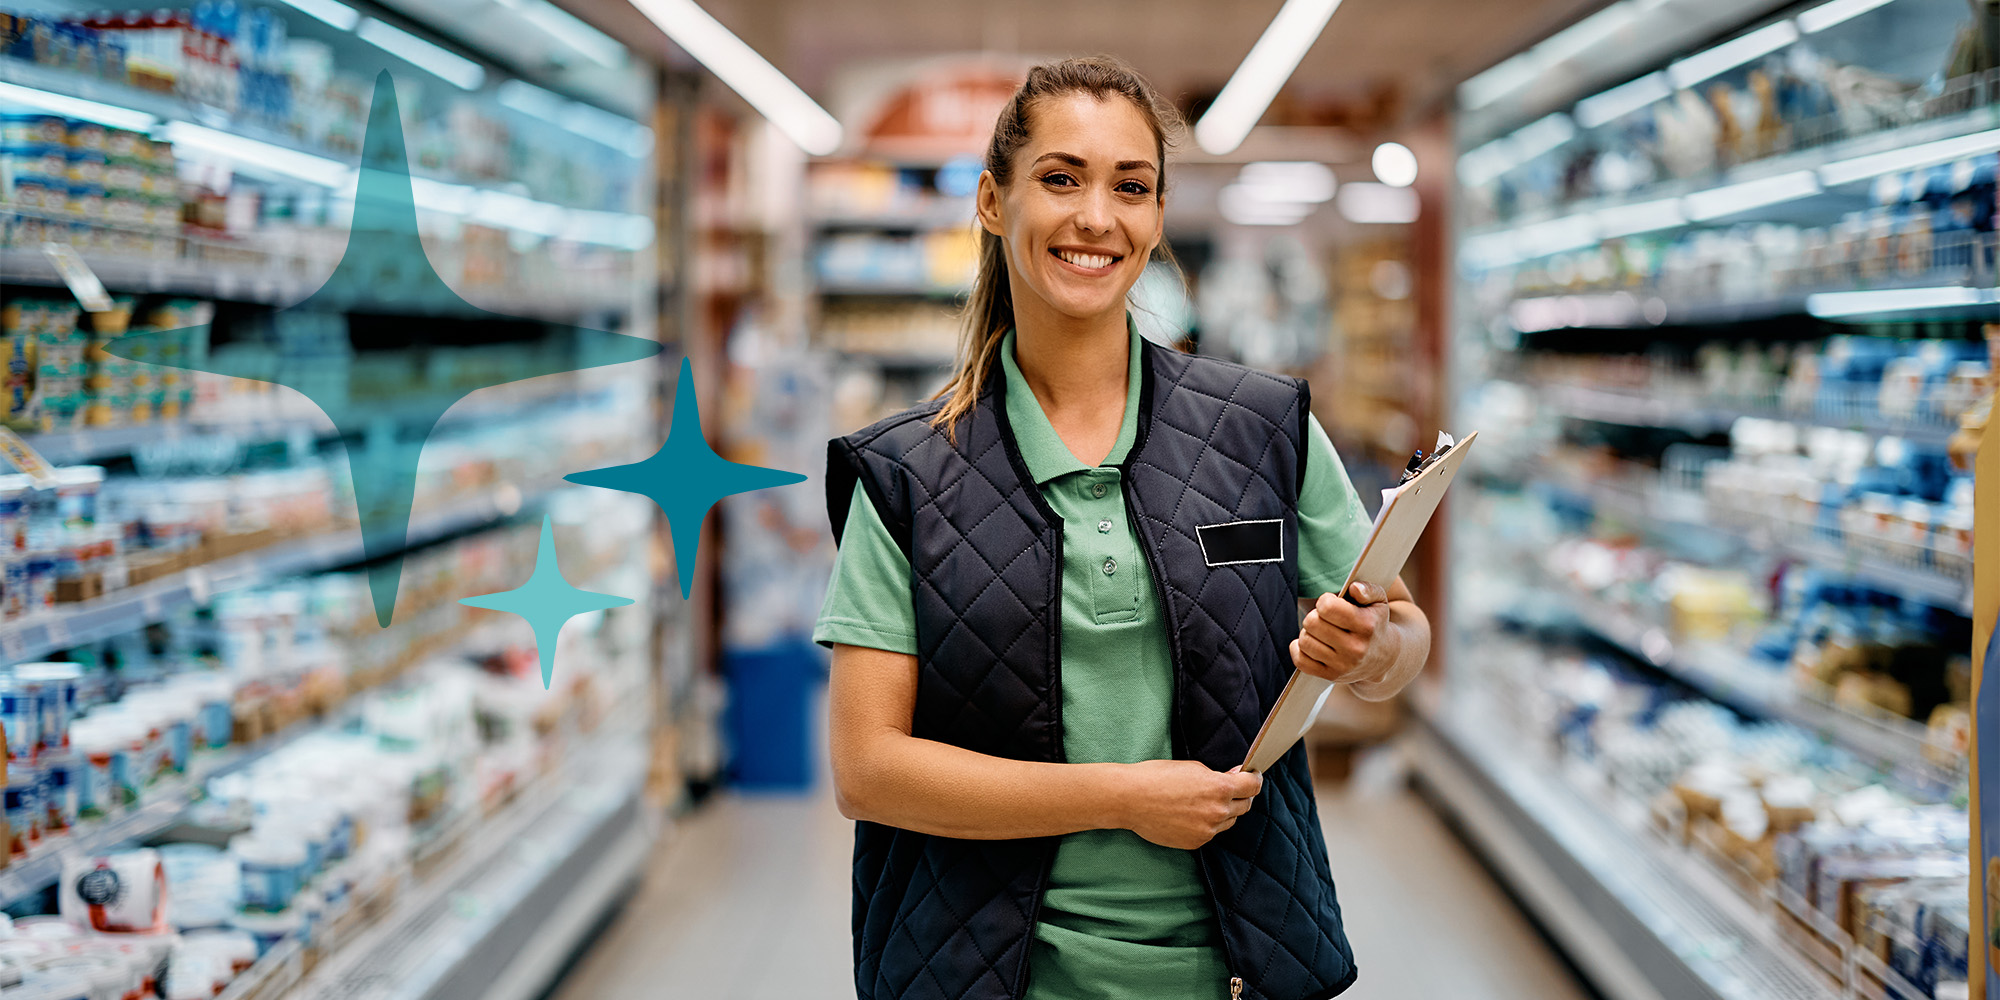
[
  {"left": 1042, "top": 172, "right": 1077, "bottom": 187},
  {"left": 1117, "top": 181, "right": 1151, "bottom": 195}
]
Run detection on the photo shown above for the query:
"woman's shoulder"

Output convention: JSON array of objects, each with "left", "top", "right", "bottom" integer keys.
[
  {"left": 832, "top": 396, "right": 952, "bottom": 456},
  {"left": 1145, "top": 341, "right": 1307, "bottom": 408}
]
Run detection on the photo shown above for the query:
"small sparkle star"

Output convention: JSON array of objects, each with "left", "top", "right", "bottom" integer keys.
[
  {"left": 460, "top": 515, "right": 633, "bottom": 688},
  {"left": 565, "top": 357, "right": 806, "bottom": 598}
]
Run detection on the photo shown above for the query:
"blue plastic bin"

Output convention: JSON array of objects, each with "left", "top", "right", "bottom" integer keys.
[{"left": 722, "top": 641, "right": 828, "bottom": 792}]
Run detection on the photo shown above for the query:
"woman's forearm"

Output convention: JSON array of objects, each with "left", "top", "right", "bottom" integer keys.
[
  {"left": 1347, "top": 599, "right": 1431, "bottom": 702},
  {"left": 834, "top": 727, "right": 1131, "bottom": 839}
]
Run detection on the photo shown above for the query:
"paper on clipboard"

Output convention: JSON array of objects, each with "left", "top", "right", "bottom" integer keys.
[{"left": 1240, "top": 430, "right": 1478, "bottom": 774}]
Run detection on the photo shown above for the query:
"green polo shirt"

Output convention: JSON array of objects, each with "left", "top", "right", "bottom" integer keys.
[{"left": 816, "top": 319, "right": 1372, "bottom": 999}]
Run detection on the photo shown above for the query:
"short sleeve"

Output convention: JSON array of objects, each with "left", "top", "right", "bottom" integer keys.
[
  {"left": 813, "top": 485, "right": 919, "bottom": 654},
  {"left": 1296, "top": 415, "right": 1373, "bottom": 597}
]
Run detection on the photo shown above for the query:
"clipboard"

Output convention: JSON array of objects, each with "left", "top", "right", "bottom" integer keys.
[{"left": 1241, "top": 430, "right": 1479, "bottom": 774}]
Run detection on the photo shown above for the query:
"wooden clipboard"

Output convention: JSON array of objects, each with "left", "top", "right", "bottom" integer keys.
[{"left": 1241, "top": 430, "right": 1479, "bottom": 774}]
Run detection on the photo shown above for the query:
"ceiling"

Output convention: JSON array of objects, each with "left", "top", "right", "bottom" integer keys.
[{"left": 557, "top": 0, "right": 1614, "bottom": 135}]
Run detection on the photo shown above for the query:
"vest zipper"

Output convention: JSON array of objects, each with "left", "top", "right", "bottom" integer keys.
[{"left": 1121, "top": 476, "right": 1243, "bottom": 995}]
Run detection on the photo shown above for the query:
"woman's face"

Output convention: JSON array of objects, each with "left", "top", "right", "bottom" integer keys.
[{"left": 978, "top": 92, "right": 1164, "bottom": 328}]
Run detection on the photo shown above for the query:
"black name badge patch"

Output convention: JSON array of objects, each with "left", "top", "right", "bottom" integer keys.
[{"left": 1195, "top": 519, "right": 1284, "bottom": 567}]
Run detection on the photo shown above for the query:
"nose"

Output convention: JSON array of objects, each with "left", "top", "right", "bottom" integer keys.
[{"left": 1074, "top": 184, "right": 1114, "bottom": 236}]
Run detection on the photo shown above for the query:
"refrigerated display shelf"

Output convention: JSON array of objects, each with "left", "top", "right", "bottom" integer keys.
[
  {"left": 0, "top": 484, "right": 543, "bottom": 665},
  {"left": 1462, "top": 85, "right": 2000, "bottom": 249},
  {"left": 1535, "top": 472, "right": 1972, "bottom": 613},
  {"left": 0, "top": 718, "right": 324, "bottom": 909},
  {"left": 0, "top": 241, "right": 634, "bottom": 322},
  {"left": 1512, "top": 379, "right": 1960, "bottom": 447},
  {"left": 1409, "top": 704, "right": 1851, "bottom": 1000},
  {"left": 289, "top": 712, "right": 652, "bottom": 1000},
  {"left": 1521, "top": 573, "right": 1962, "bottom": 797}
]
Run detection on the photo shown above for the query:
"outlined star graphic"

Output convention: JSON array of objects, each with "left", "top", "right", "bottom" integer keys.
[
  {"left": 459, "top": 515, "right": 632, "bottom": 689},
  {"left": 103, "top": 71, "right": 662, "bottom": 627},
  {"left": 565, "top": 357, "right": 806, "bottom": 598}
]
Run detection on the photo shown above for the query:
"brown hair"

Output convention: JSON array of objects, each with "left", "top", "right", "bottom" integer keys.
[{"left": 930, "top": 55, "right": 1185, "bottom": 439}]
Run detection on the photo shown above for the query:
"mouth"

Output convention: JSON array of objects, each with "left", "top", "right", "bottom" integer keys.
[{"left": 1050, "top": 247, "right": 1123, "bottom": 274}]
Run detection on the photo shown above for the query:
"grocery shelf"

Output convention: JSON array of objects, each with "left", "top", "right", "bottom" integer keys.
[
  {"left": 1408, "top": 705, "right": 1842, "bottom": 1000},
  {"left": 290, "top": 714, "right": 652, "bottom": 1000},
  {"left": 0, "top": 240, "right": 634, "bottom": 322},
  {"left": 1524, "top": 574, "right": 1963, "bottom": 797},
  {"left": 0, "top": 485, "right": 543, "bottom": 665},
  {"left": 812, "top": 202, "right": 975, "bottom": 230},
  {"left": 1535, "top": 470, "right": 1972, "bottom": 613},
  {"left": 1513, "top": 379, "right": 1960, "bottom": 447},
  {"left": 1462, "top": 95, "right": 2000, "bottom": 256}
]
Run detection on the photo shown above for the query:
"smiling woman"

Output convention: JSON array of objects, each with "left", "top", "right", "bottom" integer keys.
[{"left": 818, "top": 55, "right": 1429, "bottom": 1000}]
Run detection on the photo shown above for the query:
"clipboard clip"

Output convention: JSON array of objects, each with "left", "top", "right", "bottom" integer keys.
[{"left": 1398, "top": 431, "right": 1458, "bottom": 484}]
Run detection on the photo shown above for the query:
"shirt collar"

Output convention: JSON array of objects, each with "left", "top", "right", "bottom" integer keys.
[{"left": 999, "top": 313, "right": 1145, "bottom": 485}]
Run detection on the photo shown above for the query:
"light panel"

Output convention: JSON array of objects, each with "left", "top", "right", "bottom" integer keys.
[
  {"left": 626, "top": 0, "right": 841, "bottom": 155},
  {"left": 1193, "top": 0, "right": 1345, "bottom": 155}
]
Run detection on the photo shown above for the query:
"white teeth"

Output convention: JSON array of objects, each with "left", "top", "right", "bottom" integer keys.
[{"left": 1056, "top": 249, "right": 1115, "bottom": 269}]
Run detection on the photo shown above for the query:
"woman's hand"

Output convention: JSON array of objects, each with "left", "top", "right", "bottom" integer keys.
[
  {"left": 1118, "top": 760, "right": 1263, "bottom": 850},
  {"left": 1291, "top": 582, "right": 1400, "bottom": 686}
]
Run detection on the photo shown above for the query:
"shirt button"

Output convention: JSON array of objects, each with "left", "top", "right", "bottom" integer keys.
[
  {"left": 1091, "top": 483, "right": 1107, "bottom": 498},
  {"left": 1097, "top": 519, "right": 1112, "bottom": 533},
  {"left": 1102, "top": 557, "right": 1117, "bottom": 575}
]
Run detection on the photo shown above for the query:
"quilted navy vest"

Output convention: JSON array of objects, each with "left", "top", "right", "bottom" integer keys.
[{"left": 825, "top": 337, "right": 1358, "bottom": 1000}]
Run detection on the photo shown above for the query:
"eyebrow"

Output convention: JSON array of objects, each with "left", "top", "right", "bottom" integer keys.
[{"left": 1032, "top": 151, "right": 1159, "bottom": 174}]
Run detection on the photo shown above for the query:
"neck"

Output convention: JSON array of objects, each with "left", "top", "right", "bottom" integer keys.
[{"left": 1008, "top": 297, "right": 1129, "bottom": 416}]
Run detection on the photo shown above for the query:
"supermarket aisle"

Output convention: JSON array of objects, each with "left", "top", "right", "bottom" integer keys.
[{"left": 551, "top": 746, "right": 1591, "bottom": 1000}]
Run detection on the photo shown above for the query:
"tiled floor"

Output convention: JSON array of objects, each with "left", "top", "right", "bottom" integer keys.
[{"left": 552, "top": 742, "right": 1592, "bottom": 1000}]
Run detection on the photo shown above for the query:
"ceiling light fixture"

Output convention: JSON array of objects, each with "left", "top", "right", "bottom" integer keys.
[
  {"left": 1236, "top": 161, "right": 1337, "bottom": 202},
  {"left": 1336, "top": 183, "right": 1419, "bottom": 224},
  {"left": 0, "top": 82, "right": 157, "bottom": 131},
  {"left": 1667, "top": 19, "right": 1799, "bottom": 90},
  {"left": 492, "top": 0, "right": 625, "bottom": 69},
  {"left": 1193, "top": 0, "right": 1345, "bottom": 155},
  {"left": 624, "top": 0, "right": 841, "bottom": 155},
  {"left": 357, "top": 18, "right": 486, "bottom": 90},
  {"left": 1371, "top": 142, "right": 1417, "bottom": 187}
]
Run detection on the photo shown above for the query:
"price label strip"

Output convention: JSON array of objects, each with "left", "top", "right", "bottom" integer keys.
[{"left": 41, "top": 242, "right": 113, "bottom": 314}]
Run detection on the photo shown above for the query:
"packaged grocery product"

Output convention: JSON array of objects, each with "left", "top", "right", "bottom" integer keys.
[{"left": 57, "top": 850, "right": 168, "bottom": 933}]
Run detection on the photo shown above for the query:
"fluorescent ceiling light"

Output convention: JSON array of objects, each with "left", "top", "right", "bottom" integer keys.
[
  {"left": 625, "top": 0, "right": 841, "bottom": 155},
  {"left": 0, "top": 82, "right": 157, "bottom": 131},
  {"left": 1594, "top": 196, "right": 1685, "bottom": 237},
  {"left": 1806, "top": 285, "right": 1996, "bottom": 317},
  {"left": 497, "top": 80, "right": 654, "bottom": 157},
  {"left": 1336, "top": 183, "right": 1419, "bottom": 224},
  {"left": 1682, "top": 169, "right": 1819, "bottom": 220},
  {"left": 1371, "top": 142, "right": 1417, "bottom": 187},
  {"left": 357, "top": 18, "right": 486, "bottom": 90},
  {"left": 1819, "top": 127, "right": 2000, "bottom": 186},
  {"left": 274, "top": 0, "right": 359, "bottom": 30},
  {"left": 1218, "top": 183, "right": 1314, "bottom": 225},
  {"left": 1194, "top": 0, "right": 1345, "bottom": 155},
  {"left": 1797, "top": 0, "right": 1897, "bottom": 33},
  {"left": 1236, "top": 161, "right": 1336, "bottom": 202},
  {"left": 163, "top": 121, "right": 354, "bottom": 187},
  {"left": 492, "top": 0, "right": 624, "bottom": 69},
  {"left": 1574, "top": 72, "right": 1671, "bottom": 129},
  {"left": 1667, "top": 20, "right": 1799, "bottom": 90}
]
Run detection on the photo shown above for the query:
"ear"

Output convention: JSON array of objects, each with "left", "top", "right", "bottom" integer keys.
[{"left": 976, "top": 169, "right": 1004, "bottom": 238}]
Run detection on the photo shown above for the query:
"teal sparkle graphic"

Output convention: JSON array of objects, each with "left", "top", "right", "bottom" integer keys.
[
  {"left": 460, "top": 515, "right": 632, "bottom": 689},
  {"left": 104, "top": 71, "right": 661, "bottom": 627},
  {"left": 565, "top": 358, "right": 806, "bottom": 598}
]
